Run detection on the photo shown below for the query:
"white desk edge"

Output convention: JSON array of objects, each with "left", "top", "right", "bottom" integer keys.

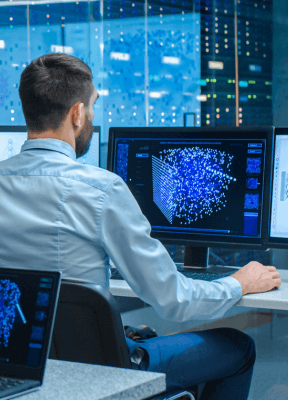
[{"left": 110, "top": 269, "right": 288, "bottom": 311}]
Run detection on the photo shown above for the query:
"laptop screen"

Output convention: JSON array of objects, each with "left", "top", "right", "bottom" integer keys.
[{"left": 0, "top": 268, "right": 60, "bottom": 370}]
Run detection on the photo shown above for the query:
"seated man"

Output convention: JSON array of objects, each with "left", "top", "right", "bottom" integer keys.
[{"left": 0, "top": 53, "right": 281, "bottom": 400}]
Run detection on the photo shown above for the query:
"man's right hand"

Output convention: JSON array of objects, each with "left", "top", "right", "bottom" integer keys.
[{"left": 230, "top": 261, "right": 282, "bottom": 296}]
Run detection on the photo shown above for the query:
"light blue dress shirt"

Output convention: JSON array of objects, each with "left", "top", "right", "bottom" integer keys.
[{"left": 0, "top": 138, "right": 242, "bottom": 322}]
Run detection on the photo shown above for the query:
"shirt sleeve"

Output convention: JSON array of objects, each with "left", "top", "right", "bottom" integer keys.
[{"left": 99, "top": 176, "right": 243, "bottom": 323}]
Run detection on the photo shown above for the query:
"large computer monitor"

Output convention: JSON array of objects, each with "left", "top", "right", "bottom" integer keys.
[
  {"left": 0, "top": 126, "right": 100, "bottom": 167},
  {"left": 268, "top": 127, "right": 288, "bottom": 248},
  {"left": 108, "top": 126, "right": 273, "bottom": 269}
]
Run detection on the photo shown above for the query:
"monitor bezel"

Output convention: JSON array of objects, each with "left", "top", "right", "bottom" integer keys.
[
  {"left": 0, "top": 126, "right": 27, "bottom": 132},
  {"left": 94, "top": 126, "right": 101, "bottom": 167},
  {"left": 268, "top": 127, "right": 288, "bottom": 248},
  {"left": 108, "top": 126, "right": 273, "bottom": 250}
]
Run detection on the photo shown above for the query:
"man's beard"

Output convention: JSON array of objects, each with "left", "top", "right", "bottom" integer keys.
[{"left": 75, "top": 115, "right": 94, "bottom": 159}]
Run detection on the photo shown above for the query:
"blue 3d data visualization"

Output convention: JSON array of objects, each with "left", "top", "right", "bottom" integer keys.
[
  {"left": 0, "top": 279, "right": 26, "bottom": 348},
  {"left": 111, "top": 128, "right": 270, "bottom": 243},
  {"left": 152, "top": 147, "right": 236, "bottom": 224}
]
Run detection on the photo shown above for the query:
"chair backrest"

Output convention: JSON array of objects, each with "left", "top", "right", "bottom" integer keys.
[{"left": 49, "top": 279, "right": 131, "bottom": 368}]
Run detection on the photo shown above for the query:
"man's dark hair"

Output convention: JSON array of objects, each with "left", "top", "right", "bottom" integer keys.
[{"left": 19, "top": 53, "right": 94, "bottom": 132}]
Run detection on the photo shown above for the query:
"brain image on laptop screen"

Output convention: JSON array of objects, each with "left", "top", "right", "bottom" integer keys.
[
  {"left": 0, "top": 269, "right": 61, "bottom": 399},
  {"left": 0, "top": 279, "right": 26, "bottom": 348},
  {"left": 0, "top": 271, "right": 60, "bottom": 368}
]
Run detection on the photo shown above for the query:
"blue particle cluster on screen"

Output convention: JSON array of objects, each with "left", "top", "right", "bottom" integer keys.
[
  {"left": 152, "top": 147, "right": 236, "bottom": 224},
  {"left": 0, "top": 279, "right": 21, "bottom": 347}
]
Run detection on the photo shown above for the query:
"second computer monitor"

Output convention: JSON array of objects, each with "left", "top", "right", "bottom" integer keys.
[
  {"left": 0, "top": 126, "right": 100, "bottom": 167},
  {"left": 269, "top": 127, "right": 288, "bottom": 248},
  {"left": 108, "top": 126, "right": 273, "bottom": 251},
  {"left": 0, "top": 126, "right": 28, "bottom": 161},
  {"left": 77, "top": 126, "right": 101, "bottom": 167}
]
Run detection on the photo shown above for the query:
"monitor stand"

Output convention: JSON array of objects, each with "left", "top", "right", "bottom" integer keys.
[{"left": 176, "top": 245, "right": 239, "bottom": 275}]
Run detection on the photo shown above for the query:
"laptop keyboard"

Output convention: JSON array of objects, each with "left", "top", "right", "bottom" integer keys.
[
  {"left": 0, "top": 377, "right": 26, "bottom": 390},
  {"left": 0, "top": 377, "right": 39, "bottom": 398},
  {"left": 110, "top": 268, "right": 232, "bottom": 282}
]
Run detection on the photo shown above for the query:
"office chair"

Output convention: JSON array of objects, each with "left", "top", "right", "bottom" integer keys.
[{"left": 49, "top": 279, "right": 196, "bottom": 400}]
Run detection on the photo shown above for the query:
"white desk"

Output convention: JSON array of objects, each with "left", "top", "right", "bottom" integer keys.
[
  {"left": 110, "top": 269, "right": 288, "bottom": 311},
  {"left": 22, "top": 359, "right": 166, "bottom": 400}
]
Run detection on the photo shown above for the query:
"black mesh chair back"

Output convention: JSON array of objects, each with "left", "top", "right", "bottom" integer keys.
[
  {"left": 49, "top": 279, "right": 131, "bottom": 368},
  {"left": 49, "top": 279, "right": 197, "bottom": 399}
]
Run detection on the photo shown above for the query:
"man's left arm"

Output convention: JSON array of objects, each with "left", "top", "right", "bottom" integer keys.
[{"left": 99, "top": 176, "right": 243, "bottom": 322}]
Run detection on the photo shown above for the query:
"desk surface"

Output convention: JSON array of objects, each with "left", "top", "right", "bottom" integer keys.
[
  {"left": 110, "top": 269, "right": 288, "bottom": 311},
  {"left": 21, "top": 360, "right": 166, "bottom": 400}
]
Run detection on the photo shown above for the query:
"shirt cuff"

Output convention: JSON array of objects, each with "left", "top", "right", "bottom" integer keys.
[{"left": 216, "top": 275, "right": 243, "bottom": 302}]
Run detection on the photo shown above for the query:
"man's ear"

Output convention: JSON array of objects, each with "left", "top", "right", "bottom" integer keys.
[{"left": 71, "top": 102, "right": 85, "bottom": 128}]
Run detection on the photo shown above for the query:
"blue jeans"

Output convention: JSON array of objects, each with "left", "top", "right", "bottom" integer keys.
[{"left": 127, "top": 328, "right": 256, "bottom": 400}]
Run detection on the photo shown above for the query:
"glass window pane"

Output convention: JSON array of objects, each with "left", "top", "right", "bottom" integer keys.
[{"left": 147, "top": 5, "right": 200, "bottom": 127}]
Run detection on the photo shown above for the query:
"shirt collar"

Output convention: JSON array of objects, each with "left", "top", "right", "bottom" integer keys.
[{"left": 21, "top": 139, "right": 76, "bottom": 161}]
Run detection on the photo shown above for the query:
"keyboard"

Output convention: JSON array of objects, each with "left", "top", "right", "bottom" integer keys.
[
  {"left": 0, "top": 377, "right": 39, "bottom": 398},
  {"left": 179, "top": 270, "right": 232, "bottom": 281},
  {"left": 110, "top": 268, "right": 233, "bottom": 282}
]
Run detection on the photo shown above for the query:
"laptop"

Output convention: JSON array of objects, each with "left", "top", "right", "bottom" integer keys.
[{"left": 0, "top": 267, "right": 61, "bottom": 399}]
